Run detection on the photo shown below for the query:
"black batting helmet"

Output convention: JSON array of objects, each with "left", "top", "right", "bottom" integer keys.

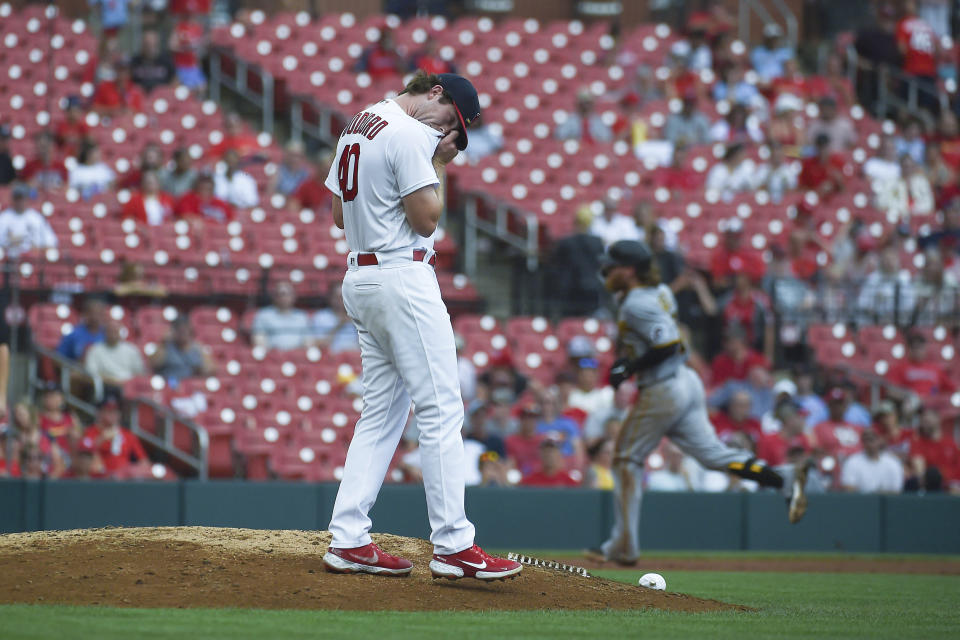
[{"left": 599, "top": 240, "right": 653, "bottom": 276}]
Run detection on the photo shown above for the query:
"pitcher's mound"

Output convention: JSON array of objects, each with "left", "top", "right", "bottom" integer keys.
[{"left": 0, "top": 527, "right": 746, "bottom": 612}]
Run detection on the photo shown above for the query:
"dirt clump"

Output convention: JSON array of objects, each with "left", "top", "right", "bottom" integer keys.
[{"left": 0, "top": 527, "right": 745, "bottom": 612}]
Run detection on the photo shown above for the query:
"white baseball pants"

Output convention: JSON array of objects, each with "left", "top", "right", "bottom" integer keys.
[
  {"left": 327, "top": 251, "right": 476, "bottom": 555},
  {"left": 603, "top": 365, "right": 752, "bottom": 562}
]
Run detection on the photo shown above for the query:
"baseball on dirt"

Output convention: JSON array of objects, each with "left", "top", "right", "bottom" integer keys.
[{"left": 638, "top": 573, "right": 666, "bottom": 590}]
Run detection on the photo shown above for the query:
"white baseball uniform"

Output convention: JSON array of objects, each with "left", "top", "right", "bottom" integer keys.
[{"left": 324, "top": 99, "right": 475, "bottom": 555}]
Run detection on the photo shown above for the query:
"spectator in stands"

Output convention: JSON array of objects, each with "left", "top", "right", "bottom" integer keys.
[
  {"left": 0, "top": 183, "right": 58, "bottom": 258},
  {"left": 505, "top": 404, "right": 545, "bottom": 476},
  {"left": 755, "top": 143, "right": 799, "bottom": 203},
  {"left": 585, "top": 439, "right": 615, "bottom": 490},
  {"left": 113, "top": 259, "right": 168, "bottom": 299},
  {"left": 806, "top": 97, "right": 857, "bottom": 153},
  {"left": 856, "top": 244, "right": 916, "bottom": 324},
  {"left": 455, "top": 334, "right": 477, "bottom": 405},
  {"left": 896, "top": 0, "right": 939, "bottom": 114},
  {"left": 131, "top": 29, "right": 176, "bottom": 93},
  {"left": 549, "top": 205, "right": 605, "bottom": 317},
  {"left": 170, "top": 17, "right": 207, "bottom": 91},
  {"left": 58, "top": 297, "right": 107, "bottom": 362},
  {"left": 772, "top": 58, "right": 809, "bottom": 101},
  {"left": 864, "top": 135, "right": 903, "bottom": 185},
  {"left": 756, "top": 400, "right": 814, "bottom": 466},
  {"left": 712, "top": 61, "right": 761, "bottom": 107},
  {"left": 122, "top": 171, "right": 175, "bottom": 226},
  {"left": 158, "top": 148, "right": 198, "bottom": 198},
  {"left": 0, "top": 126, "right": 13, "bottom": 186},
  {"left": 709, "top": 364, "right": 775, "bottom": 420},
  {"left": 270, "top": 141, "right": 311, "bottom": 198},
  {"left": 84, "top": 320, "right": 147, "bottom": 392},
  {"left": 896, "top": 117, "right": 927, "bottom": 164},
  {"left": 461, "top": 123, "right": 504, "bottom": 163},
  {"left": 520, "top": 439, "right": 580, "bottom": 487},
  {"left": 208, "top": 113, "right": 261, "bottom": 161},
  {"left": 663, "top": 92, "right": 711, "bottom": 146},
  {"left": 652, "top": 143, "right": 703, "bottom": 195},
  {"left": 720, "top": 272, "right": 774, "bottom": 358},
  {"left": 14, "top": 400, "right": 64, "bottom": 478},
  {"left": 53, "top": 96, "right": 90, "bottom": 155},
  {"left": 710, "top": 104, "right": 764, "bottom": 145},
  {"left": 935, "top": 111, "right": 960, "bottom": 172},
  {"left": 854, "top": 3, "right": 901, "bottom": 115},
  {"left": 812, "top": 387, "right": 864, "bottom": 460},
  {"left": 705, "top": 143, "right": 756, "bottom": 200},
  {"left": 288, "top": 152, "right": 334, "bottom": 211},
  {"left": 409, "top": 39, "right": 456, "bottom": 75},
  {"left": 793, "top": 366, "right": 827, "bottom": 428},
  {"left": 120, "top": 142, "right": 165, "bottom": 190},
  {"left": 83, "top": 397, "right": 149, "bottom": 478},
  {"left": 840, "top": 428, "right": 904, "bottom": 493},
  {"left": 92, "top": 60, "right": 145, "bottom": 115},
  {"left": 712, "top": 390, "right": 762, "bottom": 442},
  {"left": 710, "top": 326, "right": 770, "bottom": 386},
  {"left": 646, "top": 441, "right": 696, "bottom": 491},
  {"left": 312, "top": 283, "right": 359, "bottom": 353},
  {"left": 872, "top": 400, "right": 911, "bottom": 460},
  {"left": 69, "top": 142, "right": 116, "bottom": 199},
  {"left": 612, "top": 92, "right": 649, "bottom": 151},
  {"left": 18, "top": 443, "right": 46, "bottom": 479},
  {"left": 464, "top": 412, "right": 507, "bottom": 459},
  {"left": 473, "top": 387, "right": 517, "bottom": 440},
  {"left": 750, "top": 23, "right": 794, "bottom": 83},
  {"left": 554, "top": 91, "right": 613, "bottom": 144},
  {"left": 214, "top": 149, "right": 259, "bottom": 209},
  {"left": 907, "top": 407, "right": 957, "bottom": 492},
  {"left": 20, "top": 133, "right": 67, "bottom": 192},
  {"left": 62, "top": 436, "right": 100, "bottom": 479},
  {"left": 566, "top": 357, "right": 614, "bottom": 418},
  {"left": 709, "top": 219, "right": 766, "bottom": 289},
  {"left": 149, "top": 316, "right": 215, "bottom": 383},
  {"left": 582, "top": 384, "right": 632, "bottom": 448},
  {"left": 767, "top": 94, "right": 805, "bottom": 151},
  {"left": 896, "top": 155, "right": 935, "bottom": 218},
  {"left": 924, "top": 143, "right": 954, "bottom": 194},
  {"left": 251, "top": 281, "right": 313, "bottom": 351},
  {"left": 36, "top": 385, "right": 80, "bottom": 454},
  {"left": 355, "top": 29, "right": 406, "bottom": 80},
  {"left": 175, "top": 173, "right": 235, "bottom": 224},
  {"left": 649, "top": 222, "right": 688, "bottom": 284},
  {"left": 887, "top": 331, "right": 955, "bottom": 397},
  {"left": 589, "top": 195, "right": 641, "bottom": 248},
  {"left": 912, "top": 248, "right": 959, "bottom": 323},
  {"left": 477, "top": 450, "right": 510, "bottom": 487},
  {"left": 799, "top": 134, "right": 846, "bottom": 197}
]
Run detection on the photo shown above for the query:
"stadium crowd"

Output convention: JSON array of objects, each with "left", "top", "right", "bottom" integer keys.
[{"left": 0, "top": 2, "right": 958, "bottom": 496}]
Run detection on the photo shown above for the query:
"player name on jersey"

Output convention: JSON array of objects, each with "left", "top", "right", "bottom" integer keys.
[{"left": 342, "top": 110, "right": 390, "bottom": 140}]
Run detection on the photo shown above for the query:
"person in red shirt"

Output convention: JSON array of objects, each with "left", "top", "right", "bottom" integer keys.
[
  {"left": 812, "top": 387, "right": 864, "bottom": 460},
  {"left": 175, "top": 173, "right": 235, "bottom": 224},
  {"left": 122, "top": 171, "right": 176, "bottom": 226},
  {"left": 711, "top": 390, "right": 762, "bottom": 442},
  {"left": 207, "top": 112, "right": 262, "bottom": 161},
  {"left": 13, "top": 399, "right": 65, "bottom": 477},
  {"left": 409, "top": 39, "right": 456, "bottom": 75},
  {"left": 505, "top": 404, "right": 546, "bottom": 476},
  {"left": 871, "top": 400, "right": 911, "bottom": 460},
  {"left": 83, "top": 398, "right": 148, "bottom": 477},
  {"left": 709, "top": 220, "right": 766, "bottom": 288},
  {"left": 720, "top": 272, "right": 774, "bottom": 353},
  {"left": 887, "top": 332, "right": 956, "bottom": 398},
  {"left": 908, "top": 407, "right": 958, "bottom": 490},
  {"left": 61, "top": 436, "right": 105, "bottom": 479},
  {"left": 53, "top": 96, "right": 91, "bottom": 155},
  {"left": 355, "top": 30, "right": 406, "bottom": 81},
  {"left": 799, "top": 133, "right": 845, "bottom": 197},
  {"left": 288, "top": 153, "right": 334, "bottom": 211},
  {"left": 119, "top": 142, "right": 165, "bottom": 190},
  {"left": 170, "top": 18, "right": 207, "bottom": 90},
  {"left": 20, "top": 133, "right": 67, "bottom": 192},
  {"left": 169, "top": 0, "right": 211, "bottom": 15},
  {"left": 896, "top": 1, "right": 938, "bottom": 76},
  {"left": 651, "top": 143, "right": 702, "bottom": 194},
  {"left": 710, "top": 327, "right": 771, "bottom": 387},
  {"left": 92, "top": 61, "right": 145, "bottom": 115},
  {"left": 756, "top": 400, "right": 814, "bottom": 466},
  {"left": 520, "top": 439, "right": 580, "bottom": 487},
  {"left": 37, "top": 384, "right": 82, "bottom": 453}
]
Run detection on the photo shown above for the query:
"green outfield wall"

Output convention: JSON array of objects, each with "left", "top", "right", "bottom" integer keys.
[{"left": 1, "top": 479, "right": 958, "bottom": 553}]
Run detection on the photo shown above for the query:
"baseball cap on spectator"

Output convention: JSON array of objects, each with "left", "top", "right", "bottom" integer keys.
[
  {"left": 539, "top": 437, "right": 562, "bottom": 450},
  {"left": 519, "top": 403, "right": 542, "bottom": 418},
  {"left": 774, "top": 93, "right": 803, "bottom": 113},
  {"left": 575, "top": 204, "right": 594, "bottom": 228},
  {"left": 436, "top": 73, "right": 480, "bottom": 151},
  {"left": 725, "top": 217, "right": 744, "bottom": 234},
  {"left": 826, "top": 387, "right": 846, "bottom": 403},
  {"left": 855, "top": 232, "right": 878, "bottom": 253},
  {"left": 578, "top": 357, "right": 599, "bottom": 370},
  {"left": 773, "top": 379, "right": 798, "bottom": 398},
  {"left": 488, "top": 347, "right": 514, "bottom": 369},
  {"left": 12, "top": 183, "right": 30, "bottom": 200},
  {"left": 872, "top": 400, "right": 897, "bottom": 420},
  {"left": 567, "top": 336, "right": 595, "bottom": 359},
  {"left": 76, "top": 436, "right": 96, "bottom": 455}
]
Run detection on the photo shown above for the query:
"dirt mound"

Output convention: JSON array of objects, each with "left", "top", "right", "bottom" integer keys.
[{"left": 0, "top": 527, "right": 745, "bottom": 612}]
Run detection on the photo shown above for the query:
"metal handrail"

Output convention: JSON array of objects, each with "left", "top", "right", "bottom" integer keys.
[
  {"left": 208, "top": 46, "right": 275, "bottom": 135},
  {"left": 462, "top": 192, "right": 541, "bottom": 277},
  {"left": 289, "top": 95, "right": 338, "bottom": 148},
  {"left": 739, "top": 0, "right": 798, "bottom": 50},
  {"left": 29, "top": 344, "right": 209, "bottom": 479},
  {"left": 844, "top": 44, "right": 949, "bottom": 122}
]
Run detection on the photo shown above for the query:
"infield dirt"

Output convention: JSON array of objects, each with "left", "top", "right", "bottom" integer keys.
[{"left": 0, "top": 527, "right": 745, "bottom": 612}]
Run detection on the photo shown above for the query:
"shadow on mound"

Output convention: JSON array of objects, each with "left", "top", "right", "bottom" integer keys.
[{"left": 0, "top": 527, "right": 748, "bottom": 612}]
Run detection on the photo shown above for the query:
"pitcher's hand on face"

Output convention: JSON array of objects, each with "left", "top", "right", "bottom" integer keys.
[{"left": 433, "top": 130, "right": 459, "bottom": 165}]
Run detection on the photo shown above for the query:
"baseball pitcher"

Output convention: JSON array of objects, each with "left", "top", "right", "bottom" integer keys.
[
  {"left": 322, "top": 72, "right": 521, "bottom": 581},
  {"left": 587, "top": 240, "right": 809, "bottom": 565}
]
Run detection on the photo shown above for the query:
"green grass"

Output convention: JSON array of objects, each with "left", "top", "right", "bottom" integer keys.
[{"left": 3, "top": 568, "right": 959, "bottom": 639}]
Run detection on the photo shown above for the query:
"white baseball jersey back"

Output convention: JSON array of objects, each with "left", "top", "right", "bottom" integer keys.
[{"left": 324, "top": 99, "right": 442, "bottom": 253}]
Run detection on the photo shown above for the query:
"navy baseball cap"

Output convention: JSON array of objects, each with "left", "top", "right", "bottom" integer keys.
[{"left": 436, "top": 73, "right": 480, "bottom": 151}]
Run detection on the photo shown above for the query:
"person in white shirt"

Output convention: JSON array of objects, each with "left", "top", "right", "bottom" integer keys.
[
  {"left": 705, "top": 144, "right": 757, "bottom": 201},
  {"left": 0, "top": 184, "right": 58, "bottom": 257},
  {"left": 251, "top": 281, "right": 313, "bottom": 351},
  {"left": 589, "top": 195, "right": 641, "bottom": 248},
  {"left": 566, "top": 357, "right": 614, "bottom": 416},
  {"left": 856, "top": 246, "right": 915, "bottom": 324},
  {"left": 84, "top": 320, "right": 147, "bottom": 388},
  {"left": 68, "top": 142, "right": 115, "bottom": 199},
  {"left": 755, "top": 143, "right": 799, "bottom": 203},
  {"left": 214, "top": 148, "right": 259, "bottom": 209},
  {"left": 863, "top": 136, "right": 902, "bottom": 184},
  {"left": 841, "top": 429, "right": 904, "bottom": 493}
]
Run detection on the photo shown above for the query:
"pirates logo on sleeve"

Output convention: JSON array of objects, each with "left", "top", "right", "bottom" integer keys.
[{"left": 652, "top": 326, "right": 664, "bottom": 343}]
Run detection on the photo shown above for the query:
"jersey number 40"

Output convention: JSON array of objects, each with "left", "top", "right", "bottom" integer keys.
[{"left": 337, "top": 143, "right": 361, "bottom": 202}]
